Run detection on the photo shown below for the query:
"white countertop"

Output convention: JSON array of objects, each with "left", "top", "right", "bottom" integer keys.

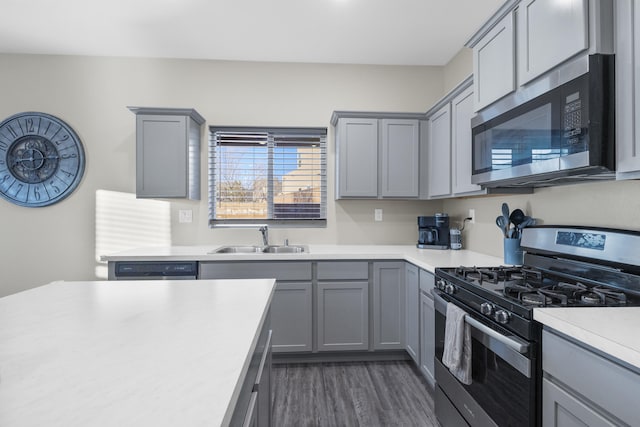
[
  {"left": 0, "top": 279, "right": 276, "bottom": 427},
  {"left": 534, "top": 307, "right": 640, "bottom": 370},
  {"left": 101, "top": 244, "right": 505, "bottom": 273}
]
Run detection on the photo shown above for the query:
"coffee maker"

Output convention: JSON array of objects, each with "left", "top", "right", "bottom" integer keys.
[{"left": 417, "top": 214, "right": 450, "bottom": 249}]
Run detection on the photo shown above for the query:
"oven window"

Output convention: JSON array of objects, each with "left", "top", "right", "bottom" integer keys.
[{"left": 436, "top": 311, "right": 535, "bottom": 427}]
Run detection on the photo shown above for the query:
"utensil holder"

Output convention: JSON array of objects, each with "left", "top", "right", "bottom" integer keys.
[{"left": 504, "top": 238, "right": 524, "bottom": 265}]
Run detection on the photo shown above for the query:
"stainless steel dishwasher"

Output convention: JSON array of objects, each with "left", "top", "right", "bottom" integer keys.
[{"left": 109, "top": 261, "right": 198, "bottom": 280}]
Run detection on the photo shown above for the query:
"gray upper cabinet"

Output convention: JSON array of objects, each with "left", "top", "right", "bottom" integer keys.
[
  {"left": 332, "top": 111, "right": 424, "bottom": 199},
  {"left": 380, "top": 119, "right": 420, "bottom": 197},
  {"left": 372, "top": 262, "right": 405, "bottom": 350},
  {"left": 425, "top": 77, "right": 488, "bottom": 199},
  {"left": 470, "top": 10, "right": 516, "bottom": 111},
  {"left": 468, "top": 0, "right": 611, "bottom": 112},
  {"left": 451, "top": 83, "right": 483, "bottom": 196},
  {"left": 336, "top": 117, "right": 379, "bottom": 198},
  {"left": 517, "top": 0, "right": 588, "bottom": 86},
  {"left": 128, "top": 107, "right": 204, "bottom": 200},
  {"left": 615, "top": 0, "right": 640, "bottom": 180},
  {"left": 427, "top": 104, "right": 452, "bottom": 198}
]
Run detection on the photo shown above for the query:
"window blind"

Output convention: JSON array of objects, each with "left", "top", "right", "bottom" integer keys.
[{"left": 209, "top": 127, "right": 327, "bottom": 226}]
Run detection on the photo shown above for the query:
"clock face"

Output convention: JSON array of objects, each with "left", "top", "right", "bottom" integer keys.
[{"left": 0, "top": 112, "right": 85, "bottom": 207}]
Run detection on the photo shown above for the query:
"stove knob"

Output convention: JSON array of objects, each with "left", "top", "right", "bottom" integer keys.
[
  {"left": 494, "top": 310, "right": 510, "bottom": 324},
  {"left": 480, "top": 303, "right": 494, "bottom": 316},
  {"left": 444, "top": 283, "right": 456, "bottom": 295},
  {"left": 436, "top": 279, "right": 447, "bottom": 290}
]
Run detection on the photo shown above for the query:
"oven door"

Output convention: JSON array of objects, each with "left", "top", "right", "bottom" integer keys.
[{"left": 433, "top": 290, "right": 538, "bottom": 427}]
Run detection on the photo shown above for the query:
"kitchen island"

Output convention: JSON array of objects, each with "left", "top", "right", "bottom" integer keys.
[{"left": 0, "top": 278, "right": 275, "bottom": 427}]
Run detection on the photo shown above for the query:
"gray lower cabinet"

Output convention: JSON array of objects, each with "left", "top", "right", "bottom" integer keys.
[
  {"left": 270, "top": 282, "right": 312, "bottom": 353},
  {"left": 542, "top": 329, "right": 640, "bottom": 427},
  {"left": 199, "top": 262, "right": 312, "bottom": 354},
  {"left": 372, "top": 262, "right": 405, "bottom": 350},
  {"left": 317, "top": 281, "right": 369, "bottom": 351},
  {"left": 231, "top": 312, "right": 272, "bottom": 427},
  {"left": 255, "top": 330, "right": 272, "bottom": 426},
  {"left": 419, "top": 269, "right": 435, "bottom": 386},
  {"left": 404, "top": 263, "right": 419, "bottom": 361},
  {"left": 242, "top": 392, "right": 258, "bottom": 427}
]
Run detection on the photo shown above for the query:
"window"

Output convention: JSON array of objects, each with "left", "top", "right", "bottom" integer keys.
[{"left": 209, "top": 126, "right": 327, "bottom": 226}]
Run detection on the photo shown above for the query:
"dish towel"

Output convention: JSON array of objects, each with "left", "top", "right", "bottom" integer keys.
[{"left": 442, "top": 303, "right": 472, "bottom": 385}]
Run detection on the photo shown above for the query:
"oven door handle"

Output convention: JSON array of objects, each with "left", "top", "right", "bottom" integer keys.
[
  {"left": 433, "top": 291, "right": 529, "bottom": 354},
  {"left": 463, "top": 315, "right": 528, "bottom": 354}
]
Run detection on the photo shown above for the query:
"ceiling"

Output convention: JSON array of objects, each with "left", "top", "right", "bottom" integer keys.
[{"left": 0, "top": 0, "right": 503, "bottom": 66}]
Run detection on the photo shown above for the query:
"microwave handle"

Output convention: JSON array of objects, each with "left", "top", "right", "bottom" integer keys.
[{"left": 432, "top": 291, "right": 528, "bottom": 354}]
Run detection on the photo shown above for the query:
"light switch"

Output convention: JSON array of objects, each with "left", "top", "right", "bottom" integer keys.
[
  {"left": 179, "top": 209, "right": 193, "bottom": 223},
  {"left": 374, "top": 209, "right": 383, "bottom": 222}
]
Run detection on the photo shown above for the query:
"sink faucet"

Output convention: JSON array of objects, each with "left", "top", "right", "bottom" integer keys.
[{"left": 259, "top": 225, "right": 269, "bottom": 246}]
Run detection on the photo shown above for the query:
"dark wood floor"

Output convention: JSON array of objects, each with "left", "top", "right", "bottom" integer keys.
[{"left": 272, "top": 361, "right": 440, "bottom": 427}]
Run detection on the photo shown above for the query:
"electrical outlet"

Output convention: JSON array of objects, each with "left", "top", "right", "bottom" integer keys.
[
  {"left": 179, "top": 209, "right": 193, "bottom": 223},
  {"left": 469, "top": 209, "right": 476, "bottom": 224},
  {"left": 374, "top": 209, "right": 383, "bottom": 222}
]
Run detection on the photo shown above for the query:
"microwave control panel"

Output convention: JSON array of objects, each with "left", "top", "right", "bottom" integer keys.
[{"left": 563, "top": 91, "right": 585, "bottom": 146}]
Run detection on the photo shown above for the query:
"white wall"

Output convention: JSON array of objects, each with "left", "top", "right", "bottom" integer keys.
[{"left": 0, "top": 54, "right": 445, "bottom": 297}]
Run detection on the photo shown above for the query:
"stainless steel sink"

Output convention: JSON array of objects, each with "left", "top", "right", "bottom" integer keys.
[
  {"left": 262, "top": 245, "right": 307, "bottom": 253},
  {"left": 210, "top": 244, "right": 308, "bottom": 254},
  {"left": 212, "top": 245, "right": 263, "bottom": 254}
]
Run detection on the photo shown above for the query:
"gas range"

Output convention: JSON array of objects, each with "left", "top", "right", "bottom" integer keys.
[
  {"left": 433, "top": 226, "right": 640, "bottom": 427},
  {"left": 435, "top": 227, "right": 640, "bottom": 338}
]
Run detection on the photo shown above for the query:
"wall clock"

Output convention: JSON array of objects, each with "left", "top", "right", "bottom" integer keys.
[{"left": 0, "top": 112, "right": 85, "bottom": 207}]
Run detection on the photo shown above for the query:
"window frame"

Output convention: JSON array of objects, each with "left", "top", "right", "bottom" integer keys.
[{"left": 208, "top": 126, "right": 327, "bottom": 228}]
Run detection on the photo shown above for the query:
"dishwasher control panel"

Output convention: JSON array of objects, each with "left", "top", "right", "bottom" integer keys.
[{"left": 110, "top": 261, "right": 198, "bottom": 280}]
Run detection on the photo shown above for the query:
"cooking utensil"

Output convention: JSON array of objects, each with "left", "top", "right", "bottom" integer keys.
[
  {"left": 501, "top": 203, "right": 510, "bottom": 223},
  {"left": 518, "top": 216, "right": 535, "bottom": 231},
  {"left": 509, "top": 209, "right": 525, "bottom": 227},
  {"left": 496, "top": 216, "right": 509, "bottom": 237}
]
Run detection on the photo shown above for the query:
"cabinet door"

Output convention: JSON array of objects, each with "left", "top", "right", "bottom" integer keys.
[
  {"left": 380, "top": 119, "right": 419, "bottom": 197},
  {"left": 317, "top": 281, "right": 369, "bottom": 351},
  {"left": 518, "top": 0, "right": 588, "bottom": 85},
  {"left": 136, "top": 115, "right": 188, "bottom": 198},
  {"left": 615, "top": 0, "right": 640, "bottom": 178},
  {"left": 372, "top": 262, "right": 405, "bottom": 350},
  {"left": 242, "top": 392, "right": 259, "bottom": 427},
  {"left": 542, "top": 379, "right": 617, "bottom": 427},
  {"left": 451, "top": 85, "right": 483, "bottom": 195},
  {"left": 271, "top": 282, "right": 312, "bottom": 353},
  {"left": 419, "top": 291, "right": 435, "bottom": 387},
  {"left": 255, "top": 330, "right": 272, "bottom": 427},
  {"left": 427, "top": 104, "right": 452, "bottom": 198},
  {"left": 404, "top": 264, "right": 419, "bottom": 362},
  {"left": 473, "top": 12, "right": 515, "bottom": 111},
  {"left": 336, "top": 118, "right": 379, "bottom": 198}
]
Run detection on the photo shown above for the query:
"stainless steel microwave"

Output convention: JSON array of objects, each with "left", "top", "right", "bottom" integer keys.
[{"left": 471, "top": 54, "right": 615, "bottom": 188}]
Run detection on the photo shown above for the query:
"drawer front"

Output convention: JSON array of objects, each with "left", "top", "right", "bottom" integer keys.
[
  {"left": 543, "top": 330, "right": 640, "bottom": 426},
  {"left": 317, "top": 261, "right": 368, "bottom": 280},
  {"left": 200, "top": 262, "right": 312, "bottom": 281}
]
